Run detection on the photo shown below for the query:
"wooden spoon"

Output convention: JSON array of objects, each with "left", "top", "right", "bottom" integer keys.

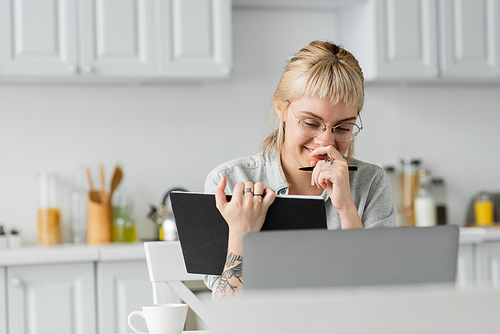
[
  {"left": 108, "top": 165, "right": 123, "bottom": 204},
  {"left": 86, "top": 167, "right": 100, "bottom": 203},
  {"left": 100, "top": 165, "right": 106, "bottom": 205}
]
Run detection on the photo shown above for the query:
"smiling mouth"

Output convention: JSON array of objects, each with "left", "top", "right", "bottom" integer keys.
[{"left": 304, "top": 147, "right": 329, "bottom": 160}]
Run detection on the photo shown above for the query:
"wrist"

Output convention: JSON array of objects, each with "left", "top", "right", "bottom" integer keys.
[{"left": 338, "top": 201, "right": 363, "bottom": 229}]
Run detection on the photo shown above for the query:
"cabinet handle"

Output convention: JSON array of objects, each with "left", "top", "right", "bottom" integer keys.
[
  {"left": 82, "top": 65, "right": 94, "bottom": 74},
  {"left": 67, "top": 65, "right": 77, "bottom": 73},
  {"left": 11, "top": 276, "right": 23, "bottom": 288}
]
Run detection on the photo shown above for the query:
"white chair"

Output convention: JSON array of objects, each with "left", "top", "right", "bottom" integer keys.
[{"left": 144, "top": 241, "right": 211, "bottom": 326}]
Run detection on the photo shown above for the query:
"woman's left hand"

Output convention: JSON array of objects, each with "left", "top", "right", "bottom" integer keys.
[{"left": 309, "top": 145, "right": 354, "bottom": 213}]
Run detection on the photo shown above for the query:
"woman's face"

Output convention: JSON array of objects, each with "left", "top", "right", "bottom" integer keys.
[{"left": 279, "top": 96, "right": 358, "bottom": 171}]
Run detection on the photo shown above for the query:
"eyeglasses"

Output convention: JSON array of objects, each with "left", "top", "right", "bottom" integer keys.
[{"left": 287, "top": 101, "right": 363, "bottom": 143}]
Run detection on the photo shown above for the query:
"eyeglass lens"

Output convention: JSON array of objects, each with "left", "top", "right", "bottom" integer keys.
[{"left": 299, "top": 118, "right": 360, "bottom": 142}]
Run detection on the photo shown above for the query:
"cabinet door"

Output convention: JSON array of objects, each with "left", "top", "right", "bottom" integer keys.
[
  {"left": 97, "top": 260, "right": 153, "bottom": 334},
  {"left": 0, "top": 267, "right": 6, "bottom": 334},
  {"left": 476, "top": 242, "right": 500, "bottom": 288},
  {"left": 375, "top": 0, "right": 439, "bottom": 78},
  {"left": 439, "top": 0, "right": 500, "bottom": 78},
  {"left": 7, "top": 262, "right": 96, "bottom": 334},
  {"left": 79, "top": 0, "right": 156, "bottom": 77},
  {"left": 338, "top": 0, "right": 438, "bottom": 80},
  {"left": 0, "top": 0, "right": 78, "bottom": 76},
  {"left": 157, "top": 0, "right": 232, "bottom": 78},
  {"left": 456, "top": 244, "right": 475, "bottom": 288}
]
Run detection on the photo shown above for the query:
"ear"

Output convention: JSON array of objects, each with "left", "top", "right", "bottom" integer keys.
[{"left": 274, "top": 98, "right": 286, "bottom": 121}]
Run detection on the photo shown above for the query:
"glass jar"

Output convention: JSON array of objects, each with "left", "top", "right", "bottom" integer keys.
[
  {"left": 38, "top": 173, "right": 62, "bottom": 245},
  {"left": 400, "top": 158, "right": 421, "bottom": 226},
  {"left": 475, "top": 192, "right": 494, "bottom": 226},
  {"left": 432, "top": 178, "right": 447, "bottom": 225},
  {"left": 72, "top": 166, "right": 87, "bottom": 243},
  {"left": 113, "top": 190, "right": 137, "bottom": 243}
]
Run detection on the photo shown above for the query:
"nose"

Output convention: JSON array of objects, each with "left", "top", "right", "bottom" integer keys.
[{"left": 314, "top": 128, "right": 337, "bottom": 147}]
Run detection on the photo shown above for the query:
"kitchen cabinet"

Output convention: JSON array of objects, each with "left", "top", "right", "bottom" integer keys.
[
  {"left": 0, "top": 0, "right": 232, "bottom": 79},
  {"left": 337, "top": 0, "right": 500, "bottom": 81},
  {"left": 476, "top": 242, "right": 500, "bottom": 288},
  {"left": 0, "top": 267, "right": 6, "bottom": 334},
  {"left": 6, "top": 262, "right": 96, "bottom": 334},
  {"left": 157, "top": 0, "right": 232, "bottom": 78},
  {"left": 97, "top": 260, "right": 153, "bottom": 334},
  {"left": 0, "top": 0, "right": 78, "bottom": 76},
  {"left": 456, "top": 244, "right": 475, "bottom": 288},
  {"left": 438, "top": 0, "right": 500, "bottom": 78},
  {"left": 338, "top": 0, "right": 439, "bottom": 81}
]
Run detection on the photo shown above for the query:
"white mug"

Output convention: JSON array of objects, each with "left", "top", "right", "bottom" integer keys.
[{"left": 128, "top": 303, "right": 188, "bottom": 334}]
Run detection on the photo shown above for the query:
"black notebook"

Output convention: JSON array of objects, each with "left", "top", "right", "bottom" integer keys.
[{"left": 170, "top": 191, "right": 327, "bottom": 275}]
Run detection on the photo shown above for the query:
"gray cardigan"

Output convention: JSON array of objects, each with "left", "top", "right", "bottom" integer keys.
[{"left": 202, "top": 153, "right": 397, "bottom": 293}]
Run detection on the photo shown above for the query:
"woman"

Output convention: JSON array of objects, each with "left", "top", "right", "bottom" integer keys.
[{"left": 204, "top": 40, "right": 397, "bottom": 299}]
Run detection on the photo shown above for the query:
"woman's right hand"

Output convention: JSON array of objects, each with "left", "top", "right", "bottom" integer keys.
[
  {"left": 214, "top": 176, "right": 276, "bottom": 237},
  {"left": 213, "top": 176, "right": 275, "bottom": 300}
]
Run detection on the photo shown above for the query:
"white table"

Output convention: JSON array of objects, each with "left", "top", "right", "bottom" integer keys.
[{"left": 209, "top": 285, "right": 500, "bottom": 334}]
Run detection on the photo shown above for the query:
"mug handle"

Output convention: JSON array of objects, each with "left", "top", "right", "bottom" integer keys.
[{"left": 127, "top": 311, "right": 148, "bottom": 334}]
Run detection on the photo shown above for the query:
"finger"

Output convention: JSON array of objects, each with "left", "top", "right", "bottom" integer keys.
[
  {"left": 262, "top": 187, "right": 276, "bottom": 207},
  {"left": 232, "top": 182, "right": 245, "bottom": 201},
  {"left": 215, "top": 176, "right": 228, "bottom": 210},
  {"left": 318, "top": 169, "right": 330, "bottom": 189},
  {"left": 311, "top": 161, "right": 325, "bottom": 187},
  {"left": 310, "top": 145, "right": 344, "bottom": 162},
  {"left": 254, "top": 182, "right": 264, "bottom": 197},
  {"left": 244, "top": 182, "right": 254, "bottom": 200}
]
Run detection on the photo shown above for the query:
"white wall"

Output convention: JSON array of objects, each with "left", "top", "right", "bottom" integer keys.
[{"left": 1, "top": 8, "right": 499, "bottom": 245}]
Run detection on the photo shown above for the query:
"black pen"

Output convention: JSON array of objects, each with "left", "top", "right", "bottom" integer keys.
[{"left": 299, "top": 165, "right": 358, "bottom": 172}]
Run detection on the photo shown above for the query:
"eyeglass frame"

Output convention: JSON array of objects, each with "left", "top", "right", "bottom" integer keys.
[{"left": 286, "top": 100, "right": 363, "bottom": 142}]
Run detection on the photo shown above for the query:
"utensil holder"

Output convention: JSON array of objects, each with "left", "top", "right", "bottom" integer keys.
[{"left": 87, "top": 191, "right": 112, "bottom": 244}]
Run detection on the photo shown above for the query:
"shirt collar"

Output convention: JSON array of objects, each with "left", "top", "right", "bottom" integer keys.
[
  {"left": 266, "top": 153, "right": 289, "bottom": 195},
  {"left": 266, "top": 152, "right": 330, "bottom": 200}
]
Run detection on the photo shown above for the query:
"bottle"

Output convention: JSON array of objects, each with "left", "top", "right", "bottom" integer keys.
[
  {"left": 72, "top": 167, "right": 87, "bottom": 243},
  {"left": 161, "top": 213, "right": 177, "bottom": 241},
  {"left": 414, "top": 169, "right": 437, "bottom": 227},
  {"left": 400, "top": 158, "right": 421, "bottom": 226},
  {"left": 0, "top": 225, "right": 7, "bottom": 249},
  {"left": 38, "top": 173, "right": 62, "bottom": 245},
  {"left": 113, "top": 188, "right": 137, "bottom": 243},
  {"left": 475, "top": 192, "right": 494, "bottom": 226},
  {"left": 432, "top": 178, "right": 448, "bottom": 225},
  {"left": 384, "top": 166, "right": 404, "bottom": 227}
]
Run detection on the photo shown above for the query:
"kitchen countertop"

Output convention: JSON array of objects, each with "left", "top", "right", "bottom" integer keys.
[
  {"left": 0, "top": 242, "right": 148, "bottom": 266},
  {"left": 1, "top": 228, "right": 500, "bottom": 267},
  {"left": 458, "top": 227, "right": 500, "bottom": 244}
]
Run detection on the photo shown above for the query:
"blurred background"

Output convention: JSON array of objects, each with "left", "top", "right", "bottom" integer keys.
[{"left": 1, "top": 1, "right": 499, "bottom": 245}]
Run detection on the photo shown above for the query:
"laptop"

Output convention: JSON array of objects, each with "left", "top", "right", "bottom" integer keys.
[
  {"left": 170, "top": 191, "right": 327, "bottom": 275},
  {"left": 243, "top": 225, "right": 459, "bottom": 290}
]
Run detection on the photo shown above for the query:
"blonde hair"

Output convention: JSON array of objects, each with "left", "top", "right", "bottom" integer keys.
[{"left": 261, "top": 40, "right": 365, "bottom": 178}]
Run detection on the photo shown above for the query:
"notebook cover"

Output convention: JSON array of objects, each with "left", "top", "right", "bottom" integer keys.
[{"left": 170, "top": 191, "right": 327, "bottom": 275}]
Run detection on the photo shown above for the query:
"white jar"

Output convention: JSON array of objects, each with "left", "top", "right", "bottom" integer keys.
[{"left": 414, "top": 196, "right": 437, "bottom": 227}]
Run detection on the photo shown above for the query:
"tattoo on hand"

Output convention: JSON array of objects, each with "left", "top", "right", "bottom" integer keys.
[{"left": 215, "top": 252, "right": 243, "bottom": 300}]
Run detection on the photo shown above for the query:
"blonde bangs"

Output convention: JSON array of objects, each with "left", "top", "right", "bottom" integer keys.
[{"left": 290, "top": 60, "right": 364, "bottom": 112}]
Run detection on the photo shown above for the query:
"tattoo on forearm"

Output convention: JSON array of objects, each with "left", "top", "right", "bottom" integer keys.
[
  {"left": 215, "top": 252, "right": 243, "bottom": 300},
  {"left": 226, "top": 252, "right": 243, "bottom": 267}
]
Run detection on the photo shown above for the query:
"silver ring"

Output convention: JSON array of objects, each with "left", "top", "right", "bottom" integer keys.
[{"left": 244, "top": 188, "right": 253, "bottom": 194}]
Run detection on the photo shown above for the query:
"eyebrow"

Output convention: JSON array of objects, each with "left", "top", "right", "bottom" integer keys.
[{"left": 300, "top": 111, "right": 358, "bottom": 124}]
